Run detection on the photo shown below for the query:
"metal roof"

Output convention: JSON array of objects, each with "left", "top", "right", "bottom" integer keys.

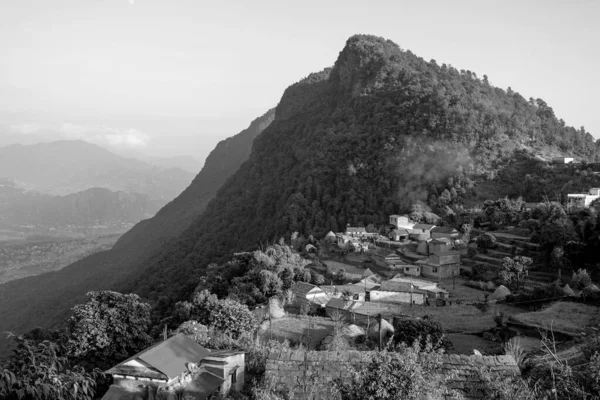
[{"left": 128, "top": 334, "right": 211, "bottom": 380}]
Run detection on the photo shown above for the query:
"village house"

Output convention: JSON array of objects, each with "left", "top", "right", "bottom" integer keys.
[
  {"left": 369, "top": 281, "right": 427, "bottom": 305},
  {"left": 428, "top": 237, "right": 453, "bottom": 254},
  {"left": 430, "top": 226, "right": 459, "bottom": 240},
  {"left": 522, "top": 202, "right": 540, "bottom": 212},
  {"left": 370, "top": 248, "right": 403, "bottom": 268},
  {"left": 344, "top": 226, "right": 378, "bottom": 238},
  {"left": 265, "top": 350, "right": 520, "bottom": 400},
  {"left": 416, "top": 250, "right": 461, "bottom": 279},
  {"left": 290, "top": 282, "right": 330, "bottom": 308},
  {"left": 103, "top": 334, "right": 244, "bottom": 400},
  {"left": 321, "top": 284, "right": 367, "bottom": 301},
  {"left": 398, "top": 264, "right": 421, "bottom": 276},
  {"left": 410, "top": 223, "right": 436, "bottom": 240},
  {"left": 388, "top": 228, "right": 410, "bottom": 241},
  {"left": 567, "top": 188, "right": 600, "bottom": 211},
  {"left": 389, "top": 214, "right": 416, "bottom": 230},
  {"left": 389, "top": 275, "right": 449, "bottom": 300},
  {"left": 551, "top": 156, "right": 575, "bottom": 164}
]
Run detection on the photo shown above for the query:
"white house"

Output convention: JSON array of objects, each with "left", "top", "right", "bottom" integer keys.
[
  {"left": 389, "top": 215, "right": 416, "bottom": 230},
  {"left": 567, "top": 188, "right": 600, "bottom": 211},
  {"left": 551, "top": 157, "right": 574, "bottom": 164}
]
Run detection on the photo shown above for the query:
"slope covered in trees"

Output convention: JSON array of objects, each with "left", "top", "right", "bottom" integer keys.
[
  {"left": 121, "top": 35, "right": 599, "bottom": 303},
  {"left": 0, "top": 109, "right": 275, "bottom": 356}
]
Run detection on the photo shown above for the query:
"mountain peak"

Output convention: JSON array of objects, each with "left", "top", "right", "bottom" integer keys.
[{"left": 330, "top": 34, "right": 406, "bottom": 96}]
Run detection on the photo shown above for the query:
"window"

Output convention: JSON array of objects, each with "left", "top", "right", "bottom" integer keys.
[
  {"left": 231, "top": 371, "right": 237, "bottom": 385},
  {"left": 433, "top": 268, "right": 438, "bottom": 273}
]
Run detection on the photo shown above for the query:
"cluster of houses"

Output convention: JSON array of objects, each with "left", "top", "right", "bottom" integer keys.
[
  {"left": 291, "top": 269, "right": 450, "bottom": 324},
  {"left": 567, "top": 188, "right": 600, "bottom": 211}
]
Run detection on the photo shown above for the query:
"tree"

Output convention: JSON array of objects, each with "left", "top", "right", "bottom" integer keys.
[
  {"left": 476, "top": 233, "right": 497, "bottom": 253},
  {"left": 499, "top": 256, "right": 532, "bottom": 290},
  {"left": 257, "top": 270, "right": 283, "bottom": 297},
  {"left": 571, "top": 268, "right": 592, "bottom": 290},
  {"left": 1, "top": 336, "right": 103, "bottom": 400},
  {"left": 311, "top": 270, "right": 325, "bottom": 285},
  {"left": 189, "top": 290, "right": 257, "bottom": 339},
  {"left": 175, "top": 320, "right": 209, "bottom": 344},
  {"left": 66, "top": 291, "right": 152, "bottom": 370}
]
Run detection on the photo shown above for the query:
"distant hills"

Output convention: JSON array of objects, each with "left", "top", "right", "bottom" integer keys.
[
  {"left": 0, "top": 140, "right": 194, "bottom": 200},
  {"left": 2, "top": 33, "right": 600, "bottom": 356},
  {"left": 0, "top": 182, "right": 161, "bottom": 227},
  {"left": 0, "top": 108, "right": 275, "bottom": 354}
]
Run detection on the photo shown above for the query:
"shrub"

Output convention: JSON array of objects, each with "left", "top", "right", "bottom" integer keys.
[
  {"left": 572, "top": 268, "right": 592, "bottom": 290},
  {"left": 467, "top": 244, "right": 478, "bottom": 257},
  {"left": 476, "top": 233, "right": 497, "bottom": 253},
  {"left": 392, "top": 318, "right": 451, "bottom": 351}
]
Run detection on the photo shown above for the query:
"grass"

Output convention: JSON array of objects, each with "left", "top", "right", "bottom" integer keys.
[
  {"left": 258, "top": 315, "right": 336, "bottom": 349},
  {"left": 510, "top": 301, "right": 600, "bottom": 336}
]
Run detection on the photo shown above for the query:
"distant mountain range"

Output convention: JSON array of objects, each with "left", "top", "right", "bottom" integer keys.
[
  {"left": 0, "top": 108, "right": 275, "bottom": 355},
  {"left": 0, "top": 140, "right": 194, "bottom": 200},
  {"left": 0, "top": 181, "right": 161, "bottom": 227}
]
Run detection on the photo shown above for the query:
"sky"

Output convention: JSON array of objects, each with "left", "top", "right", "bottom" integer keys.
[{"left": 1, "top": 0, "right": 599, "bottom": 164}]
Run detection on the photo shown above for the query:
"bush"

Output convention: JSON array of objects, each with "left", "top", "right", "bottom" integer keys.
[
  {"left": 572, "top": 269, "right": 592, "bottom": 290},
  {"left": 476, "top": 233, "right": 497, "bottom": 253},
  {"left": 392, "top": 318, "right": 451, "bottom": 351}
]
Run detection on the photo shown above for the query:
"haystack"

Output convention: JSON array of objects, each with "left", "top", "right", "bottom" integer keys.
[
  {"left": 319, "top": 331, "right": 351, "bottom": 351},
  {"left": 584, "top": 284, "right": 600, "bottom": 293},
  {"left": 368, "top": 318, "right": 394, "bottom": 339},
  {"left": 325, "top": 231, "right": 337, "bottom": 243},
  {"left": 489, "top": 285, "right": 511, "bottom": 301},
  {"left": 562, "top": 284, "right": 575, "bottom": 296},
  {"left": 268, "top": 297, "right": 285, "bottom": 319},
  {"left": 341, "top": 324, "right": 365, "bottom": 338}
]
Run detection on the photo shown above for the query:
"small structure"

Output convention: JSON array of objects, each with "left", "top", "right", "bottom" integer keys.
[
  {"left": 567, "top": 188, "right": 600, "bottom": 211},
  {"left": 417, "top": 251, "right": 460, "bottom": 279},
  {"left": 399, "top": 264, "right": 421, "bottom": 277},
  {"left": 321, "top": 285, "right": 366, "bottom": 301},
  {"left": 430, "top": 226, "right": 459, "bottom": 240},
  {"left": 336, "top": 234, "right": 361, "bottom": 252},
  {"left": 411, "top": 224, "right": 436, "bottom": 240},
  {"left": 370, "top": 248, "right": 403, "bottom": 268},
  {"left": 551, "top": 157, "right": 575, "bottom": 164},
  {"left": 104, "top": 334, "right": 244, "bottom": 399},
  {"left": 290, "top": 282, "right": 330, "bottom": 308},
  {"left": 522, "top": 202, "right": 539, "bottom": 211},
  {"left": 305, "top": 244, "right": 317, "bottom": 253},
  {"left": 389, "top": 275, "right": 448, "bottom": 300},
  {"left": 429, "top": 238, "right": 453, "bottom": 254},
  {"left": 562, "top": 284, "right": 575, "bottom": 297},
  {"left": 389, "top": 228, "right": 409, "bottom": 242},
  {"left": 389, "top": 214, "right": 416, "bottom": 230},
  {"left": 369, "top": 281, "right": 426, "bottom": 305},
  {"left": 324, "top": 231, "right": 337, "bottom": 243}
]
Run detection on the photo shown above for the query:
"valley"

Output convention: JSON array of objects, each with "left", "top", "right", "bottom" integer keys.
[{"left": 0, "top": 230, "right": 122, "bottom": 284}]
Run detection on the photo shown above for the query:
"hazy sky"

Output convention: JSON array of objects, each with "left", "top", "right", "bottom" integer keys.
[{"left": 1, "top": 0, "right": 599, "bottom": 163}]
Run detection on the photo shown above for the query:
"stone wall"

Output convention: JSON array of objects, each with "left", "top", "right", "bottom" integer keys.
[{"left": 265, "top": 350, "right": 519, "bottom": 400}]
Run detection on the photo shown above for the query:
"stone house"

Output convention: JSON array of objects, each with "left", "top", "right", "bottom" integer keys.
[
  {"left": 265, "top": 350, "right": 520, "bottom": 400},
  {"left": 417, "top": 251, "right": 460, "bottom": 279},
  {"left": 103, "top": 334, "right": 244, "bottom": 400},
  {"left": 389, "top": 275, "right": 449, "bottom": 300},
  {"left": 429, "top": 238, "right": 453, "bottom": 254}
]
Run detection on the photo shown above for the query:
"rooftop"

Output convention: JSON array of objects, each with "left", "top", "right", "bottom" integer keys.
[
  {"left": 106, "top": 333, "right": 211, "bottom": 380},
  {"left": 378, "top": 281, "right": 427, "bottom": 294},
  {"left": 291, "top": 281, "right": 321, "bottom": 297},
  {"left": 413, "top": 223, "right": 436, "bottom": 230},
  {"left": 431, "top": 226, "right": 458, "bottom": 234}
]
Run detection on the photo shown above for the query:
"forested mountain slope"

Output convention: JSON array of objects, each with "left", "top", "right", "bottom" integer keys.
[
  {"left": 0, "top": 109, "right": 275, "bottom": 354},
  {"left": 121, "top": 34, "right": 599, "bottom": 303}
]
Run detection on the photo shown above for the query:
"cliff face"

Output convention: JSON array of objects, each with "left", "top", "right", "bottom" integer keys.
[{"left": 0, "top": 109, "right": 275, "bottom": 355}]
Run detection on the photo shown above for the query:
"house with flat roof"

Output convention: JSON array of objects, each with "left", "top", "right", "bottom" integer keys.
[
  {"left": 567, "top": 188, "right": 600, "bottom": 211},
  {"left": 416, "top": 250, "right": 460, "bottom": 279}
]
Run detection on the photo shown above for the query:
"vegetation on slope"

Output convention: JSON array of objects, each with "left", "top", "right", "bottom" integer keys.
[{"left": 122, "top": 34, "right": 600, "bottom": 305}]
